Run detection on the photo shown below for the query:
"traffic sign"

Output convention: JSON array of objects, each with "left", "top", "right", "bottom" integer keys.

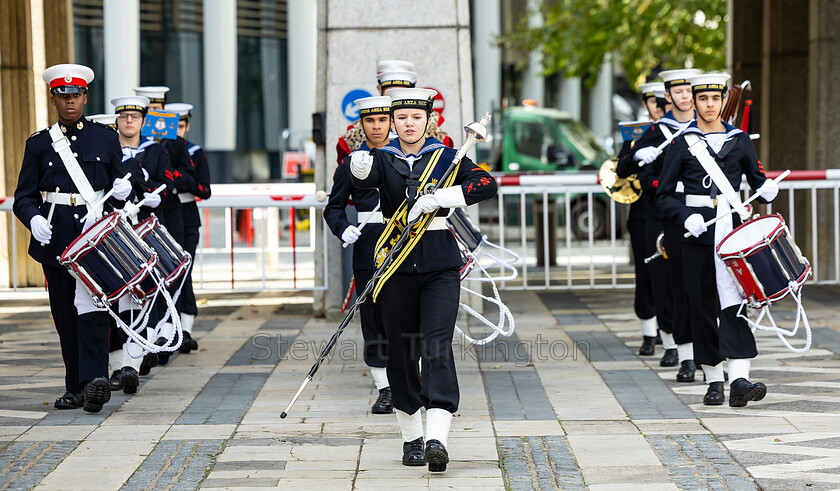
[{"left": 341, "top": 89, "right": 373, "bottom": 122}]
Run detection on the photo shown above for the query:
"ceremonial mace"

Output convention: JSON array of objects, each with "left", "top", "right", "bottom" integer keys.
[{"left": 279, "top": 113, "right": 491, "bottom": 418}]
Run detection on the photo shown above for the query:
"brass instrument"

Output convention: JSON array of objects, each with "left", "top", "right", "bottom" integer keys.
[
  {"left": 599, "top": 157, "right": 642, "bottom": 204},
  {"left": 644, "top": 232, "right": 667, "bottom": 263}
]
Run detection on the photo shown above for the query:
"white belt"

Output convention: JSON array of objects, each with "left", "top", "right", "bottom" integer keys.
[
  {"left": 384, "top": 216, "right": 448, "bottom": 230},
  {"left": 685, "top": 194, "right": 716, "bottom": 208},
  {"left": 178, "top": 192, "right": 196, "bottom": 203},
  {"left": 357, "top": 211, "right": 383, "bottom": 224},
  {"left": 45, "top": 189, "right": 105, "bottom": 206}
]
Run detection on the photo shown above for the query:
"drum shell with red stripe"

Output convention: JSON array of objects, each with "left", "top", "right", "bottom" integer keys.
[
  {"left": 59, "top": 212, "right": 158, "bottom": 305},
  {"left": 716, "top": 214, "right": 811, "bottom": 308},
  {"left": 134, "top": 215, "right": 191, "bottom": 287}
]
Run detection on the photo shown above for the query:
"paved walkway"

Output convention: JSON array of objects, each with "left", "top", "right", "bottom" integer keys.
[{"left": 1, "top": 285, "right": 839, "bottom": 490}]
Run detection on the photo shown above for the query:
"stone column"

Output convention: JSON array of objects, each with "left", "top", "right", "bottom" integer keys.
[
  {"left": 202, "top": 0, "right": 237, "bottom": 151},
  {"left": 472, "top": 0, "right": 501, "bottom": 118},
  {"left": 287, "top": 0, "right": 318, "bottom": 142},
  {"left": 520, "top": 0, "right": 544, "bottom": 105},
  {"left": 103, "top": 0, "right": 139, "bottom": 111},
  {"left": 558, "top": 75, "right": 581, "bottom": 120}
]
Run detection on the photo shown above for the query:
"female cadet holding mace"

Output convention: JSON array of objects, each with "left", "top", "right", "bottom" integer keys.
[{"left": 350, "top": 87, "right": 497, "bottom": 472}]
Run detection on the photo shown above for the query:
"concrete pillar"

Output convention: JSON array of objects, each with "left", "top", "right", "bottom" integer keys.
[
  {"left": 103, "top": 0, "right": 139, "bottom": 111},
  {"left": 472, "top": 0, "right": 501, "bottom": 118},
  {"left": 558, "top": 75, "right": 581, "bottom": 120},
  {"left": 520, "top": 0, "right": 544, "bottom": 105},
  {"left": 202, "top": 0, "right": 237, "bottom": 151},
  {"left": 588, "top": 55, "right": 612, "bottom": 143},
  {"left": 287, "top": 0, "right": 317, "bottom": 141}
]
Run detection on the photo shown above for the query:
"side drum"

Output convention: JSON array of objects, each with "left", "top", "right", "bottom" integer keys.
[
  {"left": 133, "top": 215, "right": 192, "bottom": 288},
  {"left": 59, "top": 212, "right": 158, "bottom": 307},
  {"left": 716, "top": 213, "right": 811, "bottom": 308}
]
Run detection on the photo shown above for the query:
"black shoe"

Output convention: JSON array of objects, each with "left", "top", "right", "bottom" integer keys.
[
  {"left": 676, "top": 360, "right": 696, "bottom": 383},
  {"left": 402, "top": 437, "right": 425, "bottom": 466},
  {"left": 729, "top": 378, "right": 767, "bottom": 408},
  {"left": 121, "top": 367, "right": 140, "bottom": 394},
  {"left": 704, "top": 382, "right": 725, "bottom": 405},
  {"left": 156, "top": 338, "right": 171, "bottom": 365},
  {"left": 638, "top": 336, "right": 656, "bottom": 356},
  {"left": 54, "top": 391, "right": 84, "bottom": 410},
  {"left": 108, "top": 370, "right": 122, "bottom": 390},
  {"left": 660, "top": 349, "right": 678, "bottom": 367},
  {"left": 140, "top": 352, "right": 158, "bottom": 375},
  {"left": 179, "top": 332, "right": 198, "bottom": 354},
  {"left": 425, "top": 439, "right": 449, "bottom": 472},
  {"left": 83, "top": 377, "right": 111, "bottom": 413},
  {"left": 371, "top": 387, "right": 394, "bottom": 414}
]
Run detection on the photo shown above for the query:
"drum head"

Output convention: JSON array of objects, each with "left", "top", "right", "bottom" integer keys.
[
  {"left": 717, "top": 214, "right": 784, "bottom": 256},
  {"left": 133, "top": 215, "right": 158, "bottom": 239},
  {"left": 61, "top": 212, "right": 120, "bottom": 261}
]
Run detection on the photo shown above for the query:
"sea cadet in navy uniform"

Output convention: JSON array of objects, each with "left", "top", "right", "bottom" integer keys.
[
  {"left": 351, "top": 88, "right": 497, "bottom": 472},
  {"left": 325, "top": 96, "right": 393, "bottom": 415},
  {"left": 134, "top": 86, "right": 199, "bottom": 363},
  {"left": 13, "top": 64, "right": 132, "bottom": 412},
  {"left": 165, "top": 102, "right": 212, "bottom": 353},
  {"left": 626, "top": 69, "right": 700, "bottom": 381},
  {"left": 657, "top": 73, "right": 778, "bottom": 407},
  {"left": 614, "top": 82, "right": 659, "bottom": 360}
]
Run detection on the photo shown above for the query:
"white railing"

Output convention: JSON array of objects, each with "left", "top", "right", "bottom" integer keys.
[{"left": 480, "top": 170, "right": 840, "bottom": 290}]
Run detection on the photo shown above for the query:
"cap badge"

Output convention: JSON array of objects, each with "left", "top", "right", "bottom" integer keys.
[{"left": 64, "top": 75, "right": 72, "bottom": 83}]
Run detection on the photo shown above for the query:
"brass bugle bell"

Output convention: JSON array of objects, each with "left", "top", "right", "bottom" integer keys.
[{"left": 599, "top": 158, "right": 642, "bottom": 204}]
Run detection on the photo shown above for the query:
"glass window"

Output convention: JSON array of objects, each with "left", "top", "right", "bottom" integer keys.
[{"left": 513, "top": 120, "right": 565, "bottom": 164}]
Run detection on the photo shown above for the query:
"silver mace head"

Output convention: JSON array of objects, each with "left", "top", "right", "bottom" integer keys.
[{"left": 464, "top": 112, "right": 491, "bottom": 143}]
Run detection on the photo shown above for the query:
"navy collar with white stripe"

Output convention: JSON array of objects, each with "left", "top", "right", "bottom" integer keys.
[{"left": 379, "top": 137, "right": 446, "bottom": 161}]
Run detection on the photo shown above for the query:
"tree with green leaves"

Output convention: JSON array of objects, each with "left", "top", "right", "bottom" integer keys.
[{"left": 501, "top": 0, "right": 727, "bottom": 89}]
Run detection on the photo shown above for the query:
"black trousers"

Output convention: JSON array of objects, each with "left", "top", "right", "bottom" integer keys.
[
  {"left": 180, "top": 201, "right": 200, "bottom": 316},
  {"left": 720, "top": 305, "right": 759, "bottom": 359},
  {"left": 354, "top": 269, "right": 387, "bottom": 369},
  {"left": 628, "top": 218, "right": 655, "bottom": 320},
  {"left": 644, "top": 218, "right": 673, "bottom": 334},
  {"left": 43, "top": 266, "right": 110, "bottom": 392},
  {"left": 662, "top": 220, "right": 692, "bottom": 345},
  {"left": 378, "top": 268, "right": 460, "bottom": 414},
  {"left": 681, "top": 242, "right": 723, "bottom": 366}
]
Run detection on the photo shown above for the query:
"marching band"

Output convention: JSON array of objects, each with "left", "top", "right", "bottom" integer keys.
[{"left": 12, "top": 53, "right": 808, "bottom": 477}]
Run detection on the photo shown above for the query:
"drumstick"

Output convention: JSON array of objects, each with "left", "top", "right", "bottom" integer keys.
[
  {"left": 342, "top": 204, "right": 381, "bottom": 248},
  {"left": 683, "top": 169, "right": 791, "bottom": 238},
  {"left": 655, "top": 123, "right": 690, "bottom": 152},
  {"left": 80, "top": 172, "right": 132, "bottom": 223},
  {"left": 40, "top": 187, "right": 60, "bottom": 246},
  {"left": 121, "top": 184, "right": 167, "bottom": 218}
]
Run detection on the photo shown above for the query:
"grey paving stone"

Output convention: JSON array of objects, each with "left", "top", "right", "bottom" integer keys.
[
  {"left": 121, "top": 439, "right": 224, "bottom": 491},
  {"left": 498, "top": 435, "right": 584, "bottom": 490},
  {"left": 0, "top": 440, "right": 78, "bottom": 490}
]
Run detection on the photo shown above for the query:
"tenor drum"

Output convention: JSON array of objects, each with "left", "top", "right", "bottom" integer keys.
[
  {"left": 59, "top": 212, "right": 158, "bottom": 307},
  {"left": 716, "top": 214, "right": 811, "bottom": 308},
  {"left": 134, "top": 215, "right": 191, "bottom": 287}
]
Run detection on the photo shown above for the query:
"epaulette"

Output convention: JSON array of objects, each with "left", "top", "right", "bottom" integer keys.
[
  {"left": 28, "top": 129, "right": 44, "bottom": 139},
  {"left": 91, "top": 120, "right": 118, "bottom": 132}
]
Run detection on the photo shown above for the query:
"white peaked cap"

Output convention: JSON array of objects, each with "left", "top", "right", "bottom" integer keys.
[
  {"left": 165, "top": 103, "right": 193, "bottom": 117},
  {"left": 659, "top": 69, "right": 702, "bottom": 87},
  {"left": 377, "top": 59, "right": 415, "bottom": 75},
  {"left": 688, "top": 73, "right": 731, "bottom": 92},
  {"left": 42, "top": 64, "right": 94, "bottom": 93},
  {"left": 354, "top": 96, "right": 392, "bottom": 115},
  {"left": 639, "top": 82, "right": 664, "bottom": 98},
  {"left": 386, "top": 88, "right": 437, "bottom": 111},
  {"left": 88, "top": 114, "right": 118, "bottom": 125},
  {"left": 133, "top": 86, "right": 170, "bottom": 102},
  {"left": 111, "top": 96, "right": 150, "bottom": 112}
]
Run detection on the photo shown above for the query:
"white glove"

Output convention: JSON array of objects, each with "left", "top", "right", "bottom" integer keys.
[
  {"left": 684, "top": 213, "right": 708, "bottom": 238},
  {"left": 112, "top": 177, "right": 132, "bottom": 201},
  {"left": 407, "top": 186, "right": 467, "bottom": 223},
  {"left": 634, "top": 146, "right": 661, "bottom": 165},
  {"left": 756, "top": 179, "right": 779, "bottom": 202},
  {"left": 341, "top": 225, "right": 361, "bottom": 244},
  {"left": 143, "top": 192, "right": 161, "bottom": 208},
  {"left": 350, "top": 151, "right": 374, "bottom": 180},
  {"left": 30, "top": 215, "right": 51, "bottom": 244}
]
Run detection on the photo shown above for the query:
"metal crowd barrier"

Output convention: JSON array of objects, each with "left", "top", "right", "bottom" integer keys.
[{"left": 481, "top": 170, "right": 840, "bottom": 291}]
